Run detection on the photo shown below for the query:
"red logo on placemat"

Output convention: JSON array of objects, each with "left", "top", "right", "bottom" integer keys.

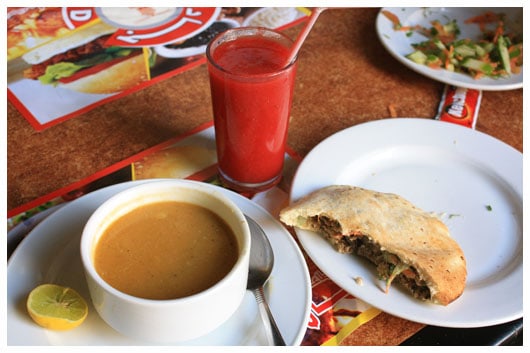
[
  {"left": 62, "top": 7, "right": 99, "bottom": 28},
  {"left": 61, "top": 7, "right": 220, "bottom": 47},
  {"left": 104, "top": 7, "right": 220, "bottom": 47}
]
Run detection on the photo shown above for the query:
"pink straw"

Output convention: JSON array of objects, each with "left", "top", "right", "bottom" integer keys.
[{"left": 285, "top": 7, "right": 326, "bottom": 65}]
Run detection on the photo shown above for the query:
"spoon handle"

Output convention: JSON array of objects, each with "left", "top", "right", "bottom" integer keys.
[{"left": 253, "top": 286, "right": 286, "bottom": 346}]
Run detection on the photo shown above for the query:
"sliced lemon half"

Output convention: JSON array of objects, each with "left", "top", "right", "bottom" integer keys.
[{"left": 26, "top": 284, "right": 88, "bottom": 330}]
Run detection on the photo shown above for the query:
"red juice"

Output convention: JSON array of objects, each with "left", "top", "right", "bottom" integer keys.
[{"left": 206, "top": 28, "right": 297, "bottom": 192}]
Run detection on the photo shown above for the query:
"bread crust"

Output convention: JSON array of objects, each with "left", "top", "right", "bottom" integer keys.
[
  {"left": 61, "top": 53, "right": 148, "bottom": 94},
  {"left": 280, "top": 185, "right": 467, "bottom": 305}
]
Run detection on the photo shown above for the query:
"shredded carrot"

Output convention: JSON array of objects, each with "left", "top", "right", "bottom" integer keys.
[
  {"left": 465, "top": 11, "right": 502, "bottom": 25},
  {"left": 431, "top": 20, "right": 444, "bottom": 35},
  {"left": 509, "top": 45, "right": 523, "bottom": 68},
  {"left": 427, "top": 63, "right": 440, "bottom": 69},
  {"left": 429, "top": 20, "right": 457, "bottom": 44},
  {"left": 492, "top": 21, "right": 505, "bottom": 44},
  {"left": 381, "top": 10, "right": 401, "bottom": 29},
  {"left": 466, "top": 11, "right": 504, "bottom": 33},
  {"left": 388, "top": 104, "right": 397, "bottom": 118},
  {"left": 445, "top": 45, "right": 454, "bottom": 70},
  {"left": 473, "top": 71, "right": 485, "bottom": 80},
  {"left": 397, "top": 25, "right": 416, "bottom": 32},
  {"left": 381, "top": 10, "right": 424, "bottom": 33}
]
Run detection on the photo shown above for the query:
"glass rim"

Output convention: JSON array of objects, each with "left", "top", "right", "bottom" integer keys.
[{"left": 206, "top": 26, "right": 297, "bottom": 78}]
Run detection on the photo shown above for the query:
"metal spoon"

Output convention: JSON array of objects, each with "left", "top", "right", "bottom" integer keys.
[{"left": 245, "top": 215, "right": 286, "bottom": 346}]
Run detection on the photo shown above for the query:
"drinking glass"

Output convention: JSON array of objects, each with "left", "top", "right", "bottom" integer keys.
[{"left": 206, "top": 27, "right": 297, "bottom": 193}]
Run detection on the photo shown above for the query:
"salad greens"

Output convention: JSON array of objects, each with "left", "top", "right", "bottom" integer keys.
[
  {"left": 38, "top": 47, "right": 136, "bottom": 85},
  {"left": 383, "top": 10, "right": 523, "bottom": 79}
]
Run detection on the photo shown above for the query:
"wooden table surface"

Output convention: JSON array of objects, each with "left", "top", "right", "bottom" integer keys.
[{"left": 7, "top": 8, "right": 523, "bottom": 345}]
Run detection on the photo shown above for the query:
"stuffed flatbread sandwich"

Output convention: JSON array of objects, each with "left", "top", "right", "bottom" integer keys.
[{"left": 280, "top": 185, "right": 467, "bottom": 306}]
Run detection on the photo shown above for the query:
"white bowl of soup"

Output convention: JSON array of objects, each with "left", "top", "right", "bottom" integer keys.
[{"left": 80, "top": 179, "right": 250, "bottom": 343}]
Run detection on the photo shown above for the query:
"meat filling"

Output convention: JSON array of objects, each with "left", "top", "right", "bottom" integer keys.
[{"left": 310, "top": 215, "right": 431, "bottom": 301}]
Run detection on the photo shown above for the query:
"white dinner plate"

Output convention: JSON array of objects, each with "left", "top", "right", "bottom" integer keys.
[
  {"left": 7, "top": 180, "right": 311, "bottom": 345},
  {"left": 376, "top": 7, "right": 523, "bottom": 91},
  {"left": 289, "top": 118, "right": 522, "bottom": 328}
]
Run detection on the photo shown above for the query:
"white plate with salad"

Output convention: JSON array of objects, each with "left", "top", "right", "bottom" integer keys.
[{"left": 376, "top": 7, "right": 523, "bottom": 91}]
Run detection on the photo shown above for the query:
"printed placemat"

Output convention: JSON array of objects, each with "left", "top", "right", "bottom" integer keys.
[{"left": 7, "top": 7, "right": 308, "bottom": 130}]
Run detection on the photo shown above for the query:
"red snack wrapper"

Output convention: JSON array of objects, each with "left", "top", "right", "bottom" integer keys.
[{"left": 436, "top": 85, "right": 482, "bottom": 129}]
